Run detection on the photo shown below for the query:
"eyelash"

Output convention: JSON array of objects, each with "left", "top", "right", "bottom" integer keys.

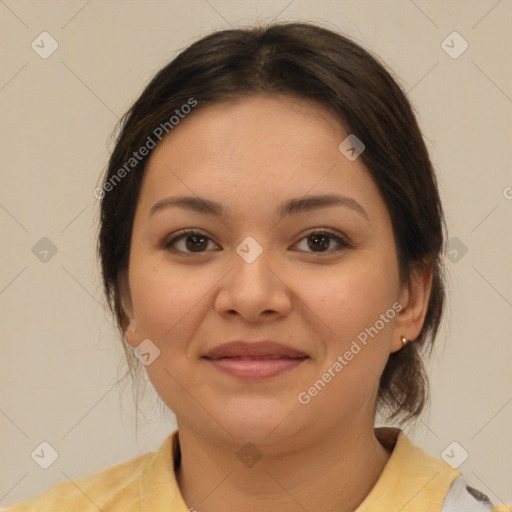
[{"left": 163, "top": 228, "right": 351, "bottom": 256}]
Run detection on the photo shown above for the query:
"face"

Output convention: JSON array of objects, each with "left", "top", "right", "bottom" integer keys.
[{"left": 123, "top": 94, "right": 422, "bottom": 450}]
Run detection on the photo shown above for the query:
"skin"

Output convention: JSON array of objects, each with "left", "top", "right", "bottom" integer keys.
[{"left": 122, "top": 94, "right": 432, "bottom": 512}]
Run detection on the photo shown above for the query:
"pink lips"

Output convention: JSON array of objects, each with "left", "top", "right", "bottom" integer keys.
[{"left": 202, "top": 341, "right": 309, "bottom": 380}]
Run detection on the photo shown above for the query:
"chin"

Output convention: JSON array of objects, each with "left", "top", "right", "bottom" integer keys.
[{"left": 215, "top": 399, "right": 305, "bottom": 446}]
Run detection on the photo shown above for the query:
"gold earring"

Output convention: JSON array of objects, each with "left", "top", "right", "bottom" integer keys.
[{"left": 401, "top": 336, "right": 408, "bottom": 346}]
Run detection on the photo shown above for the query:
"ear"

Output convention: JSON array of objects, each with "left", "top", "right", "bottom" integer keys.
[
  {"left": 390, "top": 262, "right": 433, "bottom": 353},
  {"left": 125, "top": 321, "right": 139, "bottom": 349},
  {"left": 119, "top": 269, "right": 138, "bottom": 348}
]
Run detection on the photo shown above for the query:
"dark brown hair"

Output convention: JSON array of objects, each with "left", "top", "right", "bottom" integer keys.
[{"left": 97, "top": 22, "right": 446, "bottom": 426}]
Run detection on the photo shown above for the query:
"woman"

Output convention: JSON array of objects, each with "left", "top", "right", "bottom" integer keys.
[{"left": 6, "top": 22, "right": 507, "bottom": 512}]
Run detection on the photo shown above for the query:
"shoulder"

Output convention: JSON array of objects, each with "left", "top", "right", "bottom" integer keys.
[
  {"left": 373, "top": 428, "right": 509, "bottom": 512},
  {"left": 440, "top": 473, "right": 509, "bottom": 512},
  {"left": 4, "top": 450, "right": 155, "bottom": 511}
]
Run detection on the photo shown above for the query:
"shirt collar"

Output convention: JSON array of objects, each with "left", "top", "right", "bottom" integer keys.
[
  {"left": 355, "top": 427, "right": 461, "bottom": 511},
  {"left": 139, "top": 430, "right": 188, "bottom": 511}
]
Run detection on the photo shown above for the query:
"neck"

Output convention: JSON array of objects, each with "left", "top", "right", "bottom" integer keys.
[{"left": 175, "top": 422, "right": 392, "bottom": 512}]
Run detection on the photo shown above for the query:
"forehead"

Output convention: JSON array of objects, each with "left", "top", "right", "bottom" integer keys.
[
  {"left": 162, "top": 94, "right": 346, "bottom": 159},
  {"left": 136, "top": 94, "right": 386, "bottom": 224}
]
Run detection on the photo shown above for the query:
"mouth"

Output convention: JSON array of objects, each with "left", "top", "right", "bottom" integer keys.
[{"left": 201, "top": 341, "right": 309, "bottom": 380}]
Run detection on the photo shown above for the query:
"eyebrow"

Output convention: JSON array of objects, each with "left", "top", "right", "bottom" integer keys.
[{"left": 149, "top": 193, "right": 369, "bottom": 221}]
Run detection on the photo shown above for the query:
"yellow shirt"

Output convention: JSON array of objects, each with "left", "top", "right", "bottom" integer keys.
[{"left": 4, "top": 427, "right": 508, "bottom": 511}]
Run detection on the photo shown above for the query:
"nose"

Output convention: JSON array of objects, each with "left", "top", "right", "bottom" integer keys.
[{"left": 214, "top": 241, "right": 293, "bottom": 323}]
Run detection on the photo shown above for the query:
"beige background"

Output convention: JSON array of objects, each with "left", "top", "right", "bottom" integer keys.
[{"left": 1, "top": 0, "right": 511, "bottom": 508}]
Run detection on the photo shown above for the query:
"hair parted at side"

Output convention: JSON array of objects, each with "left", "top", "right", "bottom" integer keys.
[{"left": 97, "top": 21, "right": 446, "bottom": 426}]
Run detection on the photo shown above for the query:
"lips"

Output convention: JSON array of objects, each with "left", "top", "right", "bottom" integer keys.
[
  {"left": 203, "top": 340, "right": 308, "bottom": 359},
  {"left": 202, "top": 341, "right": 309, "bottom": 380}
]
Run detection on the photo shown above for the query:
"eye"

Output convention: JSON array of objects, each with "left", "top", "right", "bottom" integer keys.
[
  {"left": 163, "top": 229, "right": 219, "bottom": 254},
  {"left": 163, "top": 228, "right": 350, "bottom": 255},
  {"left": 294, "top": 229, "right": 351, "bottom": 254}
]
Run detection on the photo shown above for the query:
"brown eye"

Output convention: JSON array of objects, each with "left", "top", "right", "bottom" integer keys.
[
  {"left": 295, "top": 230, "right": 350, "bottom": 254},
  {"left": 163, "top": 228, "right": 350, "bottom": 256},
  {"left": 164, "top": 230, "right": 219, "bottom": 253}
]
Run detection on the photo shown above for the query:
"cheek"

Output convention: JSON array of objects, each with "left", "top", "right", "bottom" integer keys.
[
  {"left": 129, "top": 261, "right": 205, "bottom": 408},
  {"left": 128, "top": 256, "right": 222, "bottom": 356},
  {"left": 306, "top": 262, "right": 399, "bottom": 401},
  {"left": 298, "top": 266, "right": 398, "bottom": 411},
  {"left": 302, "top": 261, "right": 395, "bottom": 337}
]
